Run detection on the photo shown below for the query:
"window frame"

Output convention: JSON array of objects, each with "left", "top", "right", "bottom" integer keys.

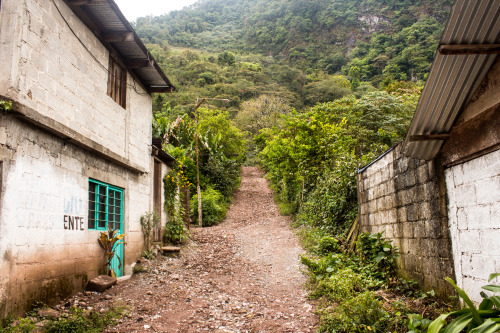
[
  {"left": 88, "top": 179, "right": 124, "bottom": 231},
  {"left": 107, "top": 56, "right": 127, "bottom": 109}
]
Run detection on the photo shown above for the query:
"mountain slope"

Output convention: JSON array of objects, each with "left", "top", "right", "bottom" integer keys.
[{"left": 134, "top": 0, "right": 452, "bottom": 82}]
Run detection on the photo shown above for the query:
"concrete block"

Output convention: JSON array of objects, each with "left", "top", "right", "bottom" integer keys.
[
  {"left": 393, "top": 222, "right": 402, "bottom": 238},
  {"left": 407, "top": 204, "right": 418, "bottom": 222},
  {"left": 417, "top": 165, "right": 429, "bottom": 184},
  {"left": 466, "top": 205, "right": 491, "bottom": 230},
  {"left": 386, "top": 179, "right": 395, "bottom": 195},
  {"left": 403, "top": 223, "right": 414, "bottom": 238},
  {"left": 414, "top": 222, "right": 426, "bottom": 239},
  {"left": 397, "top": 207, "right": 407, "bottom": 222},
  {"left": 397, "top": 158, "right": 408, "bottom": 174},
  {"left": 490, "top": 204, "right": 500, "bottom": 229},
  {"left": 462, "top": 277, "right": 487, "bottom": 304},
  {"left": 458, "top": 230, "right": 481, "bottom": 255},
  {"left": 34, "top": 245, "right": 56, "bottom": 263},
  {"left": 388, "top": 209, "right": 397, "bottom": 224},
  {"left": 455, "top": 184, "right": 477, "bottom": 208},
  {"left": 385, "top": 223, "right": 394, "bottom": 238},
  {"left": 470, "top": 254, "right": 497, "bottom": 280},
  {"left": 419, "top": 201, "right": 432, "bottom": 220},
  {"left": 481, "top": 230, "right": 500, "bottom": 256},
  {"left": 404, "top": 172, "right": 417, "bottom": 188},
  {"left": 475, "top": 177, "right": 500, "bottom": 205},
  {"left": 452, "top": 164, "right": 464, "bottom": 186},
  {"left": 425, "top": 219, "right": 444, "bottom": 239}
]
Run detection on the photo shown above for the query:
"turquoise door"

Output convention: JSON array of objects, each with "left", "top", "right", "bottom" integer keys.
[
  {"left": 89, "top": 180, "right": 125, "bottom": 277},
  {"left": 107, "top": 188, "right": 124, "bottom": 277}
]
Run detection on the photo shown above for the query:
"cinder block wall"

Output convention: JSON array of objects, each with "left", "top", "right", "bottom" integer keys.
[
  {"left": 0, "top": 116, "right": 150, "bottom": 318},
  {"left": 357, "top": 143, "right": 456, "bottom": 298},
  {"left": 0, "top": 0, "right": 152, "bottom": 170},
  {"left": 445, "top": 149, "right": 500, "bottom": 303},
  {"left": 0, "top": 0, "right": 155, "bottom": 319}
]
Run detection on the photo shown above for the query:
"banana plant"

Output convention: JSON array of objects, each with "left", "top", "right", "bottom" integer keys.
[
  {"left": 97, "top": 228, "right": 127, "bottom": 278},
  {"left": 427, "top": 273, "right": 500, "bottom": 333}
]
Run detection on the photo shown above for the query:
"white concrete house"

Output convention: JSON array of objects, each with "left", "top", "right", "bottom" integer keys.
[
  {"left": 0, "top": 0, "right": 175, "bottom": 319},
  {"left": 357, "top": 0, "right": 500, "bottom": 302}
]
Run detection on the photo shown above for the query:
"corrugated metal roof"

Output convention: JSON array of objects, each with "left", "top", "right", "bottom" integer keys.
[
  {"left": 403, "top": 0, "right": 500, "bottom": 160},
  {"left": 64, "top": 0, "right": 175, "bottom": 93}
]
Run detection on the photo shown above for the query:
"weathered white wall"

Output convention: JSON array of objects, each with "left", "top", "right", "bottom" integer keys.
[
  {"left": 0, "top": 116, "right": 151, "bottom": 317},
  {"left": 0, "top": 0, "right": 158, "bottom": 318},
  {"left": 445, "top": 149, "right": 500, "bottom": 303},
  {"left": 0, "top": 0, "right": 152, "bottom": 170}
]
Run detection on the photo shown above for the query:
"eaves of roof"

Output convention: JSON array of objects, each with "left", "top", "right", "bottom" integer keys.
[
  {"left": 63, "top": 0, "right": 175, "bottom": 94},
  {"left": 152, "top": 138, "right": 176, "bottom": 167},
  {"left": 403, "top": 0, "right": 500, "bottom": 160}
]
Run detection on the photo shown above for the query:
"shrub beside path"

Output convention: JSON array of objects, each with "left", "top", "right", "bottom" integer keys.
[{"left": 98, "top": 166, "right": 318, "bottom": 332}]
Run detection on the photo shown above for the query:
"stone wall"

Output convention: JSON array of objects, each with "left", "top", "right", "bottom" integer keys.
[
  {"left": 357, "top": 143, "right": 456, "bottom": 298},
  {"left": 445, "top": 149, "right": 500, "bottom": 303}
]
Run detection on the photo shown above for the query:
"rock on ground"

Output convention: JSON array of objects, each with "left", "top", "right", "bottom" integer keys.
[{"left": 93, "top": 166, "right": 317, "bottom": 332}]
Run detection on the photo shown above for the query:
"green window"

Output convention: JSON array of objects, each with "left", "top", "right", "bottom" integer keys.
[{"left": 88, "top": 179, "right": 123, "bottom": 231}]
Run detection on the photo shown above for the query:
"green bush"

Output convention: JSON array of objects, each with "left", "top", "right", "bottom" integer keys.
[
  {"left": 164, "top": 215, "right": 189, "bottom": 244},
  {"left": 356, "top": 232, "right": 398, "bottom": 281},
  {"left": 319, "top": 291, "right": 388, "bottom": 333},
  {"left": 313, "top": 235, "right": 341, "bottom": 256},
  {"left": 317, "top": 268, "right": 365, "bottom": 302},
  {"left": 190, "top": 187, "right": 228, "bottom": 227}
]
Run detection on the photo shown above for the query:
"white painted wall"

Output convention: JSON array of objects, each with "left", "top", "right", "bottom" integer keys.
[
  {"left": 445, "top": 149, "right": 500, "bottom": 303},
  {"left": 0, "top": 116, "right": 151, "bottom": 314},
  {"left": 0, "top": 0, "right": 158, "bottom": 316}
]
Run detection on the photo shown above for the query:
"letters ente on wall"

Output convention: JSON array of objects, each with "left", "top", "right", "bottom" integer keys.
[{"left": 64, "top": 196, "right": 85, "bottom": 230}]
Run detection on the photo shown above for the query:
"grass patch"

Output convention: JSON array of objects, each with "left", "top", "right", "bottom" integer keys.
[{"left": 1, "top": 303, "right": 128, "bottom": 333}]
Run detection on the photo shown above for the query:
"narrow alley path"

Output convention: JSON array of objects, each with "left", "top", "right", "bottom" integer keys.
[{"left": 99, "top": 166, "right": 318, "bottom": 332}]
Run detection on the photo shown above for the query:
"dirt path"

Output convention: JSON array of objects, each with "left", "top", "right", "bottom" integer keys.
[{"left": 92, "top": 166, "right": 317, "bottom": 332}]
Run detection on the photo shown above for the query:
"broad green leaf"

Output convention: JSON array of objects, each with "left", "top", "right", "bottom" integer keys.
[
  {"left": 443, "top": 313, "right": 473, "bottom": 333},
  {"left": 446, "top": 277, "right": 483, "bottom": 325},
  {"left": 468, "top": 319, "right": 500, "bottom": 333},
  {"left": 489, "top": 296, "right": 500, "bottom": 309},
  {"left": 428, "top": 314, "right": 450, "bottom": 333},
  {"left": 477, "top": 309, "right": 500, "bottom": 317},
  {"left": 480, "top": 299, "right": 494, "bottom": 310},
  {"left": 483, "top": 285, "right": 500, "bottom": 293},
  {"left": 489, "top": 273, "right": 500, "bottom": 282}
]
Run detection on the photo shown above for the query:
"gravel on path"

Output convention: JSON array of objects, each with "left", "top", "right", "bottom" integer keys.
[{"left": 91, "top": 166, "right": 318, "bottom": 332}]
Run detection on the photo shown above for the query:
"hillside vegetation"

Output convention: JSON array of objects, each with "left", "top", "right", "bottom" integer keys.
[
  {"left": 143, "top": 1, "right": 460, "bottom": 331},
  {"left": 136, "top": 0, "right": 452, "bottom": 85}
]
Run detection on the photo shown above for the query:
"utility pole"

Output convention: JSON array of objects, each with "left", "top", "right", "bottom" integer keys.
[{"left": 194, "top": 98, "right": 205, "bottom": 228}]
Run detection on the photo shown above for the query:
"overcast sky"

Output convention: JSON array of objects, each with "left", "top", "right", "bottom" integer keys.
[{"left": 114, "top": 0, "right": 199, "bottom": 21}]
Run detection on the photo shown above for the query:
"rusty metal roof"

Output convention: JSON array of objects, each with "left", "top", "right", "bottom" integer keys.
[
  {"left": 64, "top": 0, "right": 175, "bottom": 94},
  {"left": 403, "top": 0, "right": 500, "bottom": 160}
]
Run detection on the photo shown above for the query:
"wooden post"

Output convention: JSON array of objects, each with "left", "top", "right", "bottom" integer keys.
[{"left": 194, "top": 98, "right": 205, "bottom": 227}]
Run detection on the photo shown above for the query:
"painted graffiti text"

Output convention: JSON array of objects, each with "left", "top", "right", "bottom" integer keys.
[{"left": 64, "top": 215, "right": 85, "bottom": 230}]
